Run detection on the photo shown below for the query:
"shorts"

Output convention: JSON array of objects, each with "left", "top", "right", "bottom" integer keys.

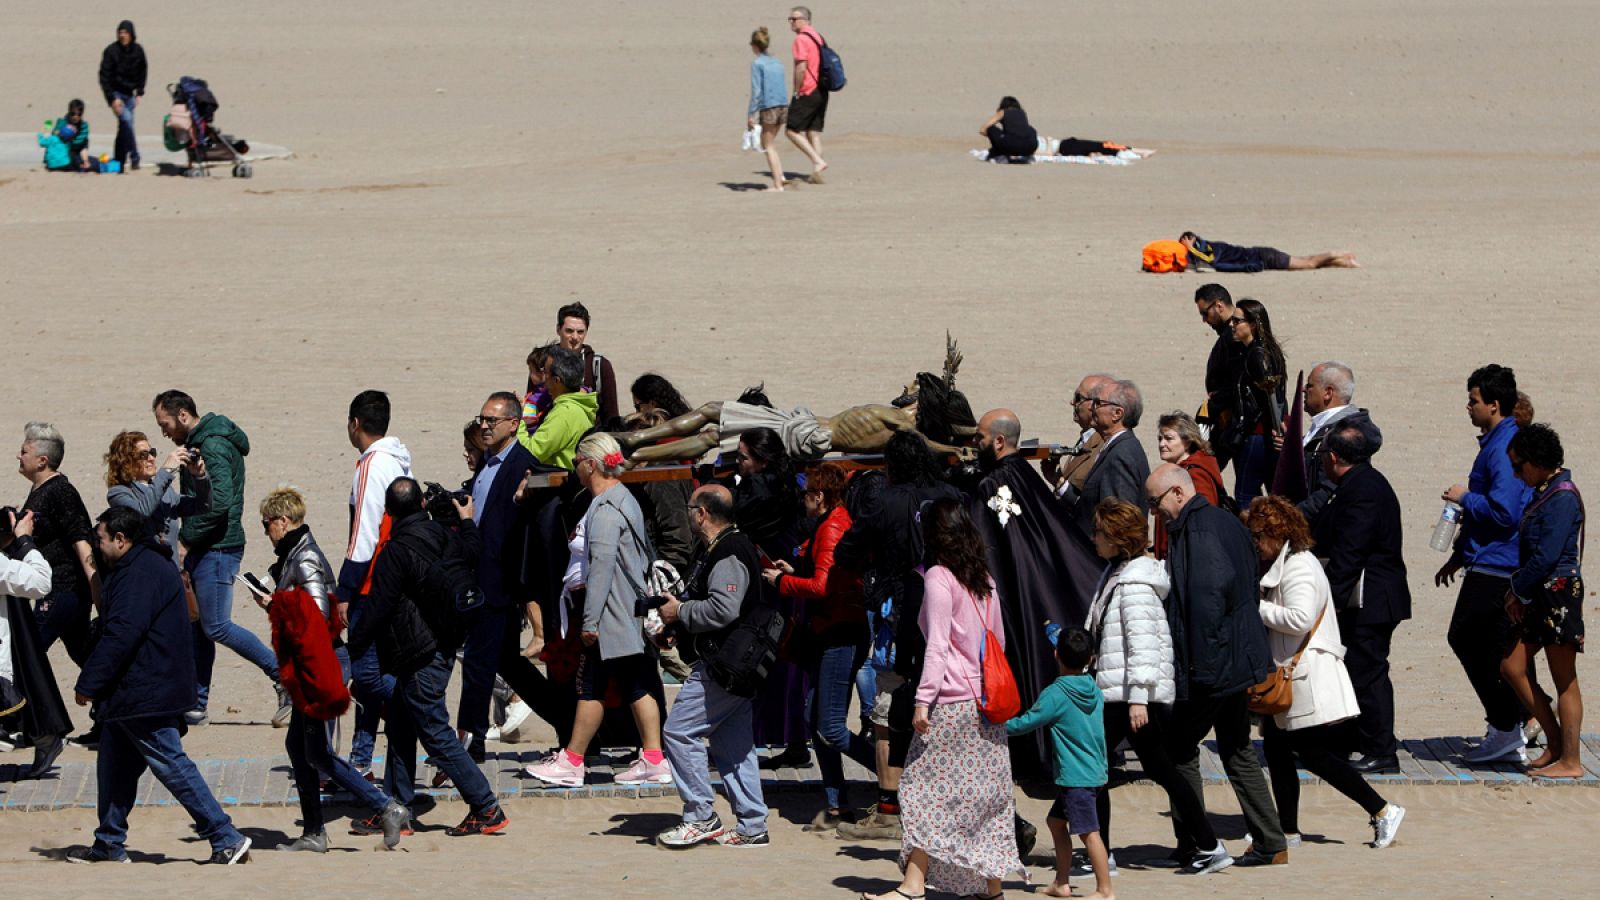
[
  {"left": 1518, "top": 576, "right": 1585, "bottom": 651},
  {"left": 758, "top": 106, "right": 788, "bottom": 127},
  {"left": 788, "top": 90, "right": 828, "bottom": 132},
  {"left": 1254, "top": 247, "right": 1292, "bottom": 270},
  {"left": 1047, "top": 786, "right": 1101, "bottom": 835},
  {"left": 576, "top": 644, "right": 662, "bottom": 704},
  {"left": 868, "top": 670, "right": 906, "bottom": 728}
]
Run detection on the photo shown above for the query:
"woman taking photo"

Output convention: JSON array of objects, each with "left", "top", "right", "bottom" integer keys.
[
  {"left": 762, "top": 462, "right": 874, "bottom": 828},
  {"left": 524, "top": 433, "right": 670, "bottom": 788},
  {"left": 1086, "top": 498, "right": 1230, "bottom": 873},
  {"left": 863, "top": 499, "right": 1022, "bottom": 900},
  {"left": 1152, "top": 412, "right": 1225, "bottom": 559},
  {"left": 1244, "top": 496, "right": 1405, "bottom": 850},
  {"left": 1227, "top": 298, "right": 1287, "bottom": 505},
  {"left": 255, "top": 487, "right": 410, "bottom": 851},
  {"left": 105, "top": 430, "right": 212, "bottom": 558},
  {"left": 747, "top": 26, "right": 789, "bottom": 191},
  {"left": 1502, "top": 423, "right": 1586, "bottom": 777}
]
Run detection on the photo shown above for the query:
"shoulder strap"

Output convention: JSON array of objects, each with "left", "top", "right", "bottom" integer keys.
[
  {"left": 804, "top": 31, "right": 826, "bottom": 50},
  {"left": 1288, "top": 601, "right": 1327, "bottom": 669}
]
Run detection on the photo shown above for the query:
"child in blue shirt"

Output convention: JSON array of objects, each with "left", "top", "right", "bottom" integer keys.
[{"left": 1006, "top": 626, "right": 1112, "bottom": 899}]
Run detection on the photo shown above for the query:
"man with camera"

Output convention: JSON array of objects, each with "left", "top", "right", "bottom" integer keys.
[
  {"left": 654, "top": 484, "right": 771, "bottom": 849},
  {"left": 346, "top": 477, "right": 509, "bottom": 836}
]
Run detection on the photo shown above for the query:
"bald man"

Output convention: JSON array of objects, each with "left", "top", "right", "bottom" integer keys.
[
  {"left": 1145, "top": 465, "right": 1286, "bottom": 867},
  {"left": 1044, "top": 374, "right": 1112, "bottom": 496},
  {"left": 655, "top": 483, "right": 771, "bottom": 848}
]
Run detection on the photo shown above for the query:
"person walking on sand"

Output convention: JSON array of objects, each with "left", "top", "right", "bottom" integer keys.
[
  {"left": 785, "top": 7, "right": 829, "bottom": 183},
  {"left": 747, "top": 27, "right": 789, "bottom": 191},
  {"left": 98, "top": 20, "right": 147, "bottom": 171}
]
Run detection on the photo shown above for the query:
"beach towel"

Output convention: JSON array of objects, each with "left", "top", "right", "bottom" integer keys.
[{"left": 969, "top": 148, "right": 1142, "bottom": 166}]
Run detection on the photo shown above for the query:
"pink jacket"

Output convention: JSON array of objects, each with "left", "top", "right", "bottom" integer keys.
[{"left": 916, "top": 565, "right": 1004, "bottom": 708}]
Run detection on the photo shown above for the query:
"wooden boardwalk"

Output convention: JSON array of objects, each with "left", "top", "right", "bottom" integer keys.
[{"left": 2, "top": 734, "right": 1596, "bottom": 812}]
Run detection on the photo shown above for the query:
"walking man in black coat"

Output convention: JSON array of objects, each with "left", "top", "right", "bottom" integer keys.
[
  {"left": 68, "top": 507, "right": 251, "bottom": 865},
  {"left": 98, "top": 20, "right": 147, "bottom": 170}
]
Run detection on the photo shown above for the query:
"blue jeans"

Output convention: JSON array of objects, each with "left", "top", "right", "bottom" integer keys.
[
  {"left": 187, "top": 547, "right": 277, "bottom": 712},
  {"left": 1233, "top": 433, "right": 1276, "bottom": 508},
  {"left": 110, "top": 91, "right": 139, "bottom": 164},
  {"left": 807, "top": 642, "right": 877, "bottom": 810},
  {"left": 343, "top": 605, "right": 395, "bottom": 770},
  {"left": 384, "top": 651, "right": 496, "bottom": 812},
  {"left": 663, "top": 664, "right": 768, "bottom": 836},
  {"left": 93, "top": 715, "right": 243, "bottom": 858},
  {"left": 287, "top": 706, "right": 391, "bottom": 833}
]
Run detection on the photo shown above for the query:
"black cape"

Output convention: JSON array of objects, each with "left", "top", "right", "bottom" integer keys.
[
  {"left": 2, "top": 595, "right": 72, "bottom": 740},
  {"left": 969, "top": 454, "right": 1103, "bottom": 777}
]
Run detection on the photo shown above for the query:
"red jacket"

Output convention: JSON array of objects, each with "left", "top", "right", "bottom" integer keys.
[{"left": 778, "top": 505, "right": 865, "bottom": 640}]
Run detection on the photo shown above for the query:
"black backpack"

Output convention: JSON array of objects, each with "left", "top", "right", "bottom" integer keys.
[{"left": 391, "top": 528, "right": 483, "bottom": 616}]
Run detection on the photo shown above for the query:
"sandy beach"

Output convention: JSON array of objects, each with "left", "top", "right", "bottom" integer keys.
[{"left": 2, "top": 0, "right": 1598, "bottom": 894}]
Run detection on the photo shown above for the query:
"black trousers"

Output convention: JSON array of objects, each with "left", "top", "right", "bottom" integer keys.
[
  {"left": 1338, "top": 614, "right": 1399, "bottom": 756},
  {"left": 1098, "top": 701, "right": 1216, "bottom": 851},
  {"left": 1447, "top": 572, "right": 1527, "bottom": 732},
  {"left": 459, "top": 605, "right": 576, "bottom": 749},
  {"left": 1261, "top": 718, "right": 1386, "bottom": 835}
]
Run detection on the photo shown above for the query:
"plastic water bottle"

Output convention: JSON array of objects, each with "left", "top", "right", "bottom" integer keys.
[{"left": 1430, "top": 501, "right": 1462, "bottom": 552}]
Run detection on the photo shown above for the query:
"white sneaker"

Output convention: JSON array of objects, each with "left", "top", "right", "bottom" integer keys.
[
  {"left": 484, "top": 725, "right": 503, "bottom": 742},
  {"left": 501, "top": 700, "right": 532, "bottom": 735},
  {"left": 614, "top": 757, "right": 674, "bottom": 786},
  {"left": 1372, "top": 804, "right": 1406, "bottom": 849},
  {"left": 1245, "top": 832, "right": 1303, "bottom": 849},
  {"left": 1463, "top": 724, "right": 1526, "bottom": 763}
]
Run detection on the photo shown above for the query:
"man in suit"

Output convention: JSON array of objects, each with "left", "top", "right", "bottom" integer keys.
[
  {"left": 1062, "top": 379, "right": 1152, "bottom": 536},
  {"left": 1310, "top": 421, "right": 1410, "bottom": 774},
  {"left": 1295, "top": 361, "right": 1379, "bottom": 521},
  {"left": 1044, "top": 373, "right": 1111, "bottom": 498}
]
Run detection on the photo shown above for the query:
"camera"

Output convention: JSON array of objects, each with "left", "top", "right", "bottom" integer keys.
[
  {"left": 422, "top": 482, "right": 470, "bottom": 523},
  {"left": 1048, "top": 443, "right": 1087, "bottom": 459},
  {"left": 0, "top": 506, "right": 20, "bottom": 539}
]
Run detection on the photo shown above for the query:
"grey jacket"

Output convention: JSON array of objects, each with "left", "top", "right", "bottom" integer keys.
[
  {"left": 106, "top": 468, "right": 212, "bottom": 563},
  {"left": 270, "top": 527, "right": 338, "bottom": 620},
  {"left": 582, "top": 484, "right": 654, "bottom": 660}
]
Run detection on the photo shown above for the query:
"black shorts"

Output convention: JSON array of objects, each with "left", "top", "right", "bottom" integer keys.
[
  {"left": 788, "top": 90, "right": 828, "bottom": 132},
  {"left": 1254, "top": 247, "right": 1292, "bottom": 270},
  {"left": 575, "top": 644, "right": 661, "bottom": 703},
  {"left": 1047, "top": 786, "right": 1101, "bottom": 835}
]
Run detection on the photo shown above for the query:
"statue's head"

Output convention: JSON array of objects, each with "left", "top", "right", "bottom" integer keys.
[{"left": 892, "top": 332, "right": 975, "bottom": 442}]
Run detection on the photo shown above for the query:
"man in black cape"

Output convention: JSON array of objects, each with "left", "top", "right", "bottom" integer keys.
[
  {"left": 967, "top": 409, "right": 1103, "bottom": 778},
  {"left": 1, "top": 509, "right": 73, "bottom": 777}
]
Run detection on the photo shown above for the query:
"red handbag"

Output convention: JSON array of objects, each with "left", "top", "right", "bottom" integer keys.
[
  {"left": 268, "top": 586, "right": 352, "bottom": 721},
  {"left": 972, "top": 590, "right": 1021, "bottom": 723}
]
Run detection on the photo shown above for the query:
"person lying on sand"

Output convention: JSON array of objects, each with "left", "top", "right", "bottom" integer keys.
[{"left": 1180, "top": 231, "right": 1358, "bottom": 272}]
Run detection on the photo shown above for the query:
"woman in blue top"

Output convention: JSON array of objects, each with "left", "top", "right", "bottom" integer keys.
[
  {"left": 1502, "top": 423, "right": 1586, "bottom": 777},
  {"left": 747, "top": 27, "right": 789, "bottom": 192}
]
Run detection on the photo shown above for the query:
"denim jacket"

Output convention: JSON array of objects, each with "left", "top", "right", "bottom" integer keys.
[
  {"left": 1456, "top": 417, "right": 1531, "bottom": 574},
  {"left": 1511, "top": 469, "right": 1584, "bottom": 600},
  {"left": 749, "top": 53, "right": 787, "bottom": 116}
]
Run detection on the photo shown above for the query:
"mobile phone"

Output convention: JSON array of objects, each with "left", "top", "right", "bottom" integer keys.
[{"left": 236, "top": 573, "right": 272, "bottom": 597}]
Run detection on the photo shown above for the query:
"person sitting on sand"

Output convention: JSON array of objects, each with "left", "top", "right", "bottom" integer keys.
[
  {"left": 979, "top": 96, "right": 1039, "bottom": 160},
  {"left": 1179, "top": 231, "right": 1358, "bottom": 271},
  {"left": 50, "top": 100, "right": 96, "bottom": 172}
]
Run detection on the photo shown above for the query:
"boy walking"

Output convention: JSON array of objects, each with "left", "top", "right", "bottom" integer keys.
[{"left": 1006, "top": 627, "right": 1113, "bottom": 899}]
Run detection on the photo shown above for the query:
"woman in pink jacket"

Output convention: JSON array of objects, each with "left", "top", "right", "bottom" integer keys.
[{"left": 863, "top": 499, "right": 1022, "bottom": 900}]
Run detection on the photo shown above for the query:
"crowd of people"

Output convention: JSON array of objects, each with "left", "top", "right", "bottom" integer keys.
[{"left": 0, "top": 286, "right": 1586, "bottom": 888}]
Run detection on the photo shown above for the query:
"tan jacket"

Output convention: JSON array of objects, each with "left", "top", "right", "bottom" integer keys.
[
  {"left": 1257, "top": 547, "right": 1360, "bottom": 731},
  {"left": 1058, "top": 430, "right": 1105, "bottom": 492}
]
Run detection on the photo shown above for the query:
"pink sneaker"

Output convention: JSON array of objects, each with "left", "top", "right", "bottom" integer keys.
[
  {"left": 614, "top": 757, "right": 674, "bottom": 786},
  {"left": 523, "top": 752, "right": 586, "bottom": 787}
]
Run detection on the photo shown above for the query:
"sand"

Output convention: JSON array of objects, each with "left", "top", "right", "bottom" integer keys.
[{"left": 2, "top": 0, "right": 1598, "bottom": 894}]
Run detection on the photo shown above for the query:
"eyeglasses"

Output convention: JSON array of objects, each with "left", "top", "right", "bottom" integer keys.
[
  {"left": 1091, "top": 398, "right": 1123, "bottom": 410},
  {"left": 787, "top": 15, "right": 804, "bottom": 20},
  {"left": 1145, "top": 486, "right": 1177, "bottom": 510},
  {"left": 141, "top": 448, "right": 160, "bottom": 459},
  {"left": 1070, "top": 393, "right": 1092, "bottom": 406},
  {"left": 1228, "top": 316, "right": 1247, "bottom": 326},
  {"left": 685, "top": 504, "right": 703, "bottom": 512},
  {"left": 474, "top": 415, "right": 515, "bottom": 427}
]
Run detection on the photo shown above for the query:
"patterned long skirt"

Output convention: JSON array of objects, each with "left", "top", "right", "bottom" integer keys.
[{"left": 898, "top": 700, "right": 1024, "bottom": 895}]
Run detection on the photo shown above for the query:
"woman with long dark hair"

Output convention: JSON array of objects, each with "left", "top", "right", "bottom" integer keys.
[
  {"left": 863, "top": 499, "right": 1022, "bottom": 900},
  {"left": 630, "top": 373, "right": 692, "bottom": 419},
  {"left": 1229, "top": 297, "right": 1288, "bottom": 505}
]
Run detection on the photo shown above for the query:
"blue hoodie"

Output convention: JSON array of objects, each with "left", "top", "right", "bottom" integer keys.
[
  {"left": 1006, "top": 673, "right": 1106, "bottom": 788},
  {"left": 1457, "top": 416, "right": 1532, "bottom": 575}
]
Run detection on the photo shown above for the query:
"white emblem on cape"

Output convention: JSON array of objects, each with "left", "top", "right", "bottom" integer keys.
[{"left": 987, "top": 484, "right": 1022, "bottom": 528}]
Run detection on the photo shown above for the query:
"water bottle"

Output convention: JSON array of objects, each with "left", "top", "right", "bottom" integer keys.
[{"left": 1430, "top": 501, "right": 1462, "bottom": 552}]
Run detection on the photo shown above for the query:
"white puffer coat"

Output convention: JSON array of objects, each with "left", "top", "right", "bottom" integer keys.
[{"left": 1085, "top": 556, "right": 1176, "bottom": 705}]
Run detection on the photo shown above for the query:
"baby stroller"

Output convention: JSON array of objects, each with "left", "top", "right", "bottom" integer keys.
[{"left": 164, "top": 76, "right": 252, "bottom": 178}]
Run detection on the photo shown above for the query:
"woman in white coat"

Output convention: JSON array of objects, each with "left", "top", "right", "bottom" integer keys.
[
  {"left": 1086, "top": 499, "right": 1229, "bottom": 872},
  {"left": 1244, "top": 497, "right": 1405, "bottom": 851}
]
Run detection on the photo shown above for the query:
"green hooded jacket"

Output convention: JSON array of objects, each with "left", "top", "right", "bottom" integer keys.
[
  {"left": 179, "top": 412, "right": 250, "bottom": 552},
  {"left": 522, "top": 390, "right": 598, "bottom": 469}
]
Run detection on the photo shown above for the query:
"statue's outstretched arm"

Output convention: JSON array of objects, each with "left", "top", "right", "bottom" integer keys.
[
  {"left": 617, "top": 401, "right": 724, "bottom": 449},
  {"left": 624, "top": 430, "right": 722, "bottom": 465}
]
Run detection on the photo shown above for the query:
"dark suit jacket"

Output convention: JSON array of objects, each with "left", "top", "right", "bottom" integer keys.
[
  {"left": 1067, "top": 429, "right": 1151, "bottom": 535},
  {"left": 1297, "top": 406, "right": 1374, "bottom": 520},
  {"left": 1310, "top": 462, "right": 1411, "bottom": 625},
  {"left": 475, "top": 441, "right": 537, "bottom": 608}
]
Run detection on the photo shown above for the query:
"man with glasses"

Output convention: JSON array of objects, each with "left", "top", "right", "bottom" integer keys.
[
  {"left": 1193, "top": 284, "right": 1243, "bottom": 471},
  {"left": 1145, "top": 464, "right": 1287, "bottom": 869},
  {"left": 1061, "top": 379, "right": 1151, "bottom": 536},
  {"left": 1437, "top": 363, "right": 1536, "bottom": 764},
  {"left": 1045, "top": 374, "right": 1112, "bottom": 498},
  {"left": 785, "top": 6, "right": 830, "bottom": 183}
]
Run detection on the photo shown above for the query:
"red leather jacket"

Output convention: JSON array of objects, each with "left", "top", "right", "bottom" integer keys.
[{"left": 777, "top": 505, "right": 866, "bottom": 641}]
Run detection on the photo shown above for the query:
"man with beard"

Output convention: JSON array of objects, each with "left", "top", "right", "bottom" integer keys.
[{"left": 968, "top": 409, "right": 1102, "bottom": 779}]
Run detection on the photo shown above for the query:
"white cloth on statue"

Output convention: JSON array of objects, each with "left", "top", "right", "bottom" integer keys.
[{"left": 715, "top": 401, "right": 834, "bottom": 460}]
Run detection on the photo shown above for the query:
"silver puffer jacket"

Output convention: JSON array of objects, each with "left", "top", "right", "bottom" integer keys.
[{"left": 270, "top": 526, "right": 338, "bottom": 620}]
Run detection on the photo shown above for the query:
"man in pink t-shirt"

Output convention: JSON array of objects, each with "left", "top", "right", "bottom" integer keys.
[{"left": 785, "top": 6, "right": 829, "bottom": 182}]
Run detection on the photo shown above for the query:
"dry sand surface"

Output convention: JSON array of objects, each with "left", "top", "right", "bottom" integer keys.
[{"left": 3, "top": 0, "right": 1599, "bottom": 894}]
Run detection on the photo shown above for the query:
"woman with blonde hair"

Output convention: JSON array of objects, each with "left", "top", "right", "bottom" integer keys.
[
  {"left": 524, "top": 432, "right": 670, "bottom": 788},
  {"left": 1153, "top": 411, "right": 1226, "bottom": 558},
  {"left": 747, "top": 26, "right": 789, "bottom": 191}
]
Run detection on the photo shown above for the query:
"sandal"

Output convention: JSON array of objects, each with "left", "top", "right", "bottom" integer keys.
[{"left": 861, "top": 892, "right": 925, "bottom": 900}]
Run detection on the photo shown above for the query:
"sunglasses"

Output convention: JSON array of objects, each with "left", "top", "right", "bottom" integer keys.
[
  {"left": 474, "top": 415, "right": 515, "bottom": 427},
  {"left": 141, "top": 448, "right": 160, "bottom": 459},
  {"left": 1229, "top": 315, "right": 1248, "bottom": 326},
  {"left": 1145, "top": 485, "right": 1177, "bottom": 510}
]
